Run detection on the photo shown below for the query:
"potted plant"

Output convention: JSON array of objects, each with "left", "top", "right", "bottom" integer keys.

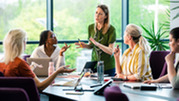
[{"left": 140, "top": 22, "right": 169, "bottom": 51}]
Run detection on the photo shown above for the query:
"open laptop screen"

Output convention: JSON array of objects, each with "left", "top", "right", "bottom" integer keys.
[
  {"left": 79, "top": 61, "right": 97, "bottom": 75},
  {"left": 74, "top": 72, "right": 85, "bottom": 90}
]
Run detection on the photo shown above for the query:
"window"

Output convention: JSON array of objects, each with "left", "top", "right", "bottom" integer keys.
[
  {"left": 129, "top": 0, "right": 169, "bottom": 29},
  {"left": 53, "top": 0, "right": 122, "bottom": 70},
  {"left": 0, "top": 0, "right": 46, "bottom": 54}
]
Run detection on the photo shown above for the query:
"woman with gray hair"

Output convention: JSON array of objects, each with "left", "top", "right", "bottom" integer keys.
[
  {"left": 114, "top": 24, "right": 152, "bottom": 81},
  {"left": 0, "top": 29, "right": 75, "bottom": 91}
]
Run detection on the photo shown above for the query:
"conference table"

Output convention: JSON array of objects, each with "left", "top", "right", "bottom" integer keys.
[{"left": 41, "top": 75, "right": 179, "bottom": 101}]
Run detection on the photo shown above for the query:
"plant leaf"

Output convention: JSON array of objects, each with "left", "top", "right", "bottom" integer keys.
[{"left": 173, "top": 13, "right": 179, "bottom": 20}]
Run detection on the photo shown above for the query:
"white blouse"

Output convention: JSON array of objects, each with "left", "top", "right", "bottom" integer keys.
[{"left": 30, "top": 45, "right": 65, "bottom": 70}]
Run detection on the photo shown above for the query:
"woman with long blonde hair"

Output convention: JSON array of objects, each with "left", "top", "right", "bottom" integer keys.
[
  {"left": 114, "top": 24, "right": 152, "bottom": 81},
  {"left": 0, "top": 28, "right": 75, "bottom": 91}
]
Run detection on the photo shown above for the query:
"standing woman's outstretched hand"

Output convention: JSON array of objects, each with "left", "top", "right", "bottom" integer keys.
[
  {"left": 89, "top": 37, "right": 100, "bottom": 46},
  {"left": 59, "top": 43, "right": 71, "bottom": 56},
  {"left": 75, "top": 42, "right": 88, "bottom": 48}
]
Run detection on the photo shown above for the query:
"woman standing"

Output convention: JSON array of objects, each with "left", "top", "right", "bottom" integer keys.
[{"left": 75, "top": 4, "right": 116, "bottom": 76}]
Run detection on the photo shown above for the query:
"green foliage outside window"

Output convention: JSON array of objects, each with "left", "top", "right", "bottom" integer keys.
[{"left": 0, "top": 0, "right": 170, "bottom": 68}]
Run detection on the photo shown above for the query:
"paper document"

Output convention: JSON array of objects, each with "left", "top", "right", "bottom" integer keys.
[{"left": 52, "top": 79, "right": 77, "bottom": 87}]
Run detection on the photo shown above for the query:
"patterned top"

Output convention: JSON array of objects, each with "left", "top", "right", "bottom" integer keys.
[{"left": 121, "top": 43, "right": 152, "bottom": 81}]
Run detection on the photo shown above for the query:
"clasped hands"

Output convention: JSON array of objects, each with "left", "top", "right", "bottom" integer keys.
[{"left": 115, "top": 73, "right": 126, "bottom": 79}]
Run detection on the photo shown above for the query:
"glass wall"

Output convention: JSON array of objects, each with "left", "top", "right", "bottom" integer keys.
[
  {"left": 0, "top": 0, "right": 46, "bottom": 54},
  {"left": 129, "top": 0, "right": 170, "bottom": 51},
  {"left": 54, "top": 0, "right": 122, "bottom": 70},
  {"left": 129, "top": 0, "right": 169, "bottom": 27}
]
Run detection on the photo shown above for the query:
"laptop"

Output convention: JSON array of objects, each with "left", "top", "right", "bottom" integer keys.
[
  {"left": 79, "top": 61, "right": 97, "bottom": 75},
  {"left": 53, "top": 72, "right": 85, "bottom": 87},
  {"left": 60, "top": 72, "right": 94, "bottom": 91},
  {"left": 27, "top": 58, "right": 52, "bottom": 77}
]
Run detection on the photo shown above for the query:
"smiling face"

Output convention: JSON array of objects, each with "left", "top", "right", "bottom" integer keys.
[
  {"left": 169, "top": 34, "right": 179, "bottom": 53},
  {"left": 95, "top": 7, "right": 107, "bottom": 24}
]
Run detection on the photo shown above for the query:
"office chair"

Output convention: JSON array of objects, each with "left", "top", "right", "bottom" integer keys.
[
  {"left": 149, "top": 51, "right": 170, "bottom": 79},
  {"left": 0, "top": 71, "right": 4, "bottom": 77},
  {"left": 0, "top": 77, "right": 40, "bottom": 101},
  {"left": 0, "top": 87, "right": 29, "bottom": 101},
  {"left": 22, "top": 54, "right": 31, "bottom": 61},
  {"left": 104, "top": 86, "right": 129, "bottom": 101}
]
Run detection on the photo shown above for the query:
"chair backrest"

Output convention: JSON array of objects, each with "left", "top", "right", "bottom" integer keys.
[
  {"left": 159, "top": 62, "right": 168, "bottom": 77},
  {"left": 0, "top": 71, "right": 4, "bottom": 77},
  {"left": 104, "top": 86, "right": 129, "bottom": 101},
  {"left": 0, "top": 77, "right": 40, "bottom": 101},
  {"left": 0, "top": 87, "right": 29, "bottom": 101},
  {"left": 149, "top": 51, "right": 170, "bottom": 79}
]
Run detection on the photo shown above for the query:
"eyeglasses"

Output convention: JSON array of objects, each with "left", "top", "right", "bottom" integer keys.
[{"left": 50, "top": 33, "right": 56, "bottom": 38}]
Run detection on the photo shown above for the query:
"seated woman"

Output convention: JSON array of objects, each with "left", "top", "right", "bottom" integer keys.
[
  {"left": 114, "top": 24, "right": 152, "bottom": 81},
  {"left": 31, "top": 30, "right": 70, "bottom": 70},
  {"left": 144, "top": 27, "right": 179, "bottom": 89},
  {"left": 0, "top": 29, "right": 75, "bottom": 91}
]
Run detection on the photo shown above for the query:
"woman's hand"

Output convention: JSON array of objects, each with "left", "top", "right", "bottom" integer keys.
[
  {"left": 75, "top": 42, "right": 88, "bottom": 48},
  {"left": 113, "top": 46, "right": 120, "bottom": 58},
  {"left": 115, "top": 74, "right": 125, "bottom": 79},
  {"left": 143, "top": 80, "right": 158, "bottom": 84},
  {"left": 89, "top": 37, "right": 100, "bottom": 46},
  {"left": 57, "top": 65, "right": 76, "bottom": 73},
  {"left": 59, "top": 43, "right": 71, "bottom": 56},
  {"left": 165, "top": 52, "right": 175, "bottom": 65}
]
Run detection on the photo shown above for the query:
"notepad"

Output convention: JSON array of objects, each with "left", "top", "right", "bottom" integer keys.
[
  {"left": 123, "top": 82, "right": 157, "bottom": 90},
  {"left": 157, "top": 83, "right": 172, "bottom": 89},
  {"left": 53, "top": 72, "right": 85, "bottom": 87},
  {"left": 52, "top": 79, "right": 77, "bottom": 87}
]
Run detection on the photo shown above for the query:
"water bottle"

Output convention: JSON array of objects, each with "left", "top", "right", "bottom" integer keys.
[
  {"left": 97, "top": 61, "right": 104, "bottom": 84},
  {"left": 48, "top": 62, "right": 55, "bottom": 84}
]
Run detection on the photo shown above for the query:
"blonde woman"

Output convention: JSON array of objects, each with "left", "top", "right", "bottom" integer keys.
[
  {"left": 75, "top": 4, "right": 116, "bottom": 76},
  {"left": 114, "top": 24, "right": 152, "bottom": 81},
  {"left": 0, "top": 29, "right": 75, "bottom": 91}
]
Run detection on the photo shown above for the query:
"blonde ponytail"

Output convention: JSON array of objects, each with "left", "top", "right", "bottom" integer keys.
[
  {"left": 126, "top": 24, "right": 151, "bottom": 55},
  {"left": 138, "top": 36, "right": 151, "bottom": 55}
]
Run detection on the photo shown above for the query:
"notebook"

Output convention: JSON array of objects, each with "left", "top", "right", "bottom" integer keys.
[
  {"left": 53, "top": 72, "right": 85, "bottom": 88},
  {"left": 123, "top": 82, "right": 157, "bottom": 90},
  {"left": 27, "top": 58, "right": 52, "bottom": 77}
]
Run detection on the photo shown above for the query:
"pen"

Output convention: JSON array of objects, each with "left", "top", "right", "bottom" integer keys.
[
  {"left": 90, "top": 83, "right": 102, "bottom": 88},
  {"left": 78, "top": 38, "right": 83, "bottom": 48},
  {"left": 111, "top": 45, "right": 119, "bottom": 57}
]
